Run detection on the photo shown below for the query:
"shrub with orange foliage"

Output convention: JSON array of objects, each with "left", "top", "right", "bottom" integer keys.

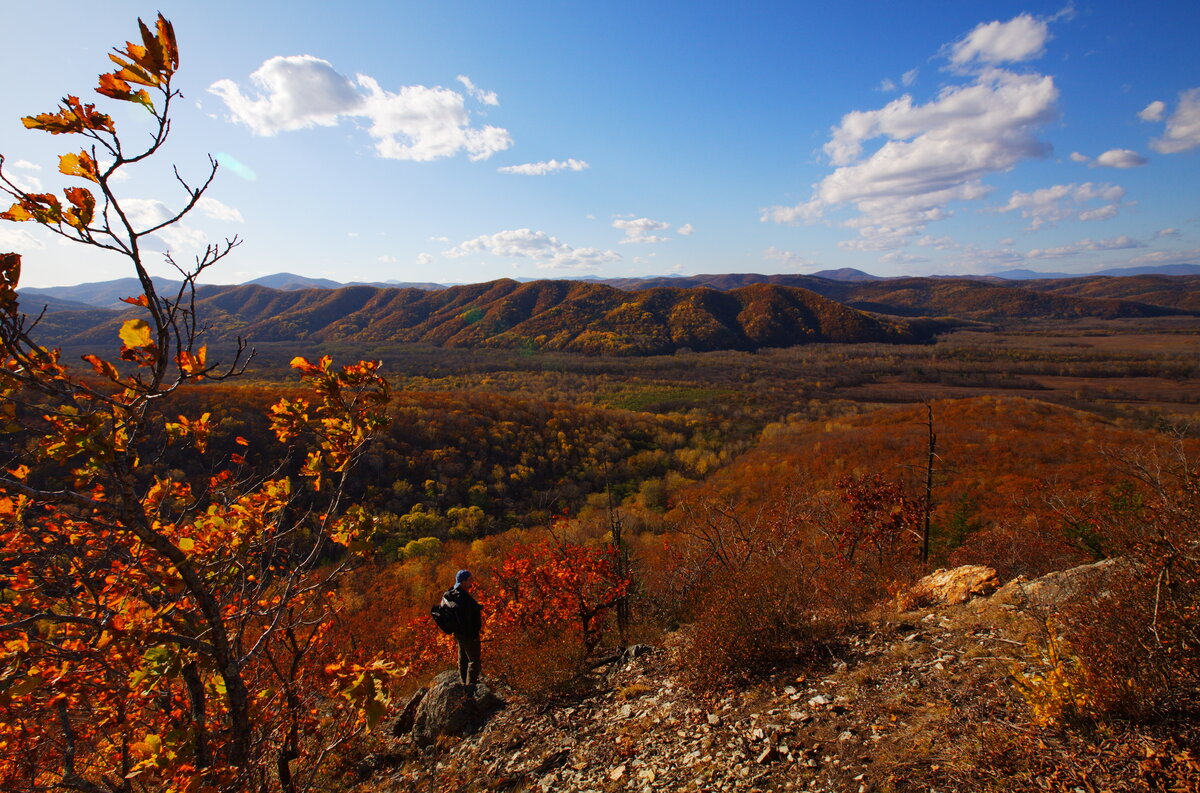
[
  {"left": 377, "top": 536, "right": 629, "bottom": 700},
  {"left": 1032, "top": 443, "right": 1200, "bottom": 722}
]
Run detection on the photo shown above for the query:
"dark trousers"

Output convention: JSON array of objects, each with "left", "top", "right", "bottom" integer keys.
[{"left": 455, "top": 632, "right": 481, "bottom": 687}]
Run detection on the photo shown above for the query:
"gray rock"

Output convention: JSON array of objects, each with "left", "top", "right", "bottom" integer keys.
[
  {"left": 391, "top": 686, "right": 427, "bottom": 737},
  {"left": 411, "top": 670, "right": 505, "bottom": 747}
]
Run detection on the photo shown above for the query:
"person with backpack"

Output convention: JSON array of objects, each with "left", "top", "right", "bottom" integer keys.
[{"left": 435, "top": 569, "right": 483, "bottom": 695}]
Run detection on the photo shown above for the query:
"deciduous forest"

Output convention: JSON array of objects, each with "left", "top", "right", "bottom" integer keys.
[{"left": 1, "top": 16, "right": 1197, "bottom": 793}]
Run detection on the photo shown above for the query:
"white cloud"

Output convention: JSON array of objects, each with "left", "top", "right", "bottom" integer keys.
[
  {"left": 902, "top": 68, "right": 918, "bottom": 87},
  {"left": 999, "top": 182, "right": 1126, "bottom": 229},
  {"left": 378, "top": 255, "right": 398, "bottom": 264},
  {"left": 456, "top": 75, "right": 499, "bottom": 106},
  {"left": 1070, "top": 151, "right": 1090, "bottom": 163},
  {"left": 613, "top": 217, "right": 671, "bottom": 244},
  {"left": 879, "top": 251, "right": 931, "bottom": 266},
  {"left": 347, "top": 232, "right": 360, "bottom": 238},
  {"left": 1138, "top": 100, "right": 1166, "bottom": 122},
  {"left": 917, "top": 235, "right": 958, "bottom": 250},
  {"left": 1155, "top": 228, "right": 1181, "bottom": 238},
  {"left": 878, "top": 78, "right": 898, "bottom": 92},
  {"left": 677, "top": 223, "right": 695, "bottom": 236},
  {"left": 208, "top": 55, "right": 361, "bottom": 134},
  {"left": 497, "top": 158, "right": 589, "bottom": 175},
  {"left": 0, "top": 226, "right": 46, "bottom": 251},
  {"left": 1094, "top": 148, "right": 1147, "bottom": 168},
  {"left": 429, "top": 236, "right": 450, "bottom": 243},
  {"left": 948, "top": 14, "right": 1050, "bottom": 67},
  {"left": 210, "top": 56, "right": 512, "bottom": 162},
  {"left": 417, "top": 253, "right": 434, "bottom": 265},
  {"left": 4, "top": 159, "right": 43, "bottom": 192},
  {"left": 763, "top": 246, "right": 814, "bottom": 268},
  {"left": 196, "top": 197, "right": 245, "bottom": 223},
  {"left": 121, "top": 198, "right": 209, "bottom": 253},
  {"left": 1150, "top": 88, "right": 1200, "bottom": 154},
  {"left": 1027, "top": 235, "right": 1145, "bottom": 258},
  {"left": 443, "top": 228, "right": 620, "bottom": 269},
  {"left": 1128, "top": 247, "right": 1200, "bottom": 265},
  {"left": 766, "top": 68, "right": 1058, "bottom": 248}
]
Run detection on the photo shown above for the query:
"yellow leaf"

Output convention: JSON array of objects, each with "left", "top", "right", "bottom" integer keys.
[
  {"left": 58, "top": 152, "right": 100, "bottom": 183},
  {"left": 119, "top": 318, "right": 154, "bottom": 348},
  {"left": 178, "top": 537, "right": 195, "bottom": 552}
]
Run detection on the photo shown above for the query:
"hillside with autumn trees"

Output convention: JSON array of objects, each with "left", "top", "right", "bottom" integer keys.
[{"left": 2, "top": 15, "right": 1199, "bottom": 793}]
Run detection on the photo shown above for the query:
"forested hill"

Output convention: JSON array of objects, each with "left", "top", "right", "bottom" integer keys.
[
  {"left": 604, "top": 273, "right": 1194, "bottom": 320},
  {"left": 32, "top": 279, "right": 944, "bottom": 355}
]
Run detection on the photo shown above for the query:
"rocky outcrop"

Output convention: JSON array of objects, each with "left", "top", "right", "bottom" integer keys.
[
  {"left": 393, "top": 670, "right": 505, "bottom": 748},
  {"left": 989, "top": 557, "right": 1126, "bottom": 610},
  {"left": 897, "top": 564, "right": 1000, "bottom": 610}
]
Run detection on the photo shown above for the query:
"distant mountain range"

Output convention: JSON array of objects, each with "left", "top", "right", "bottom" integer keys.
[
  {"left": 16, "top": 269, "right": 1199, "bottom": 356},
  {"left": 20, "top": 263, "right": 1200, "bottom": 310}
]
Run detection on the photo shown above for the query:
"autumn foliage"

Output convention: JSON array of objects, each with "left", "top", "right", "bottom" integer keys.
[{"left": 0, "top": 16, "right": 394, "bottom": 793}]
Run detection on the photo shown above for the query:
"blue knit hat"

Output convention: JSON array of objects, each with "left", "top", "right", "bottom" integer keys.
[{"left": 455, "top": 569, "right": 472, "bottom": 586}]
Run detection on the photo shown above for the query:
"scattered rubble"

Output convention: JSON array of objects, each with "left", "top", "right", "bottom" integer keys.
[{"left": 358, "top": 564, "right": 1196, "bottom": 792}]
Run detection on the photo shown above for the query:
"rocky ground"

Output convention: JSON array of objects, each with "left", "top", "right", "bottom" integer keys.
[{"left": 352, "top": 564, "right": 1199, "bottom": 793}]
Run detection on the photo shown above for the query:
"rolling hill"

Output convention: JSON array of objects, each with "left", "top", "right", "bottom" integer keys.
[
  {"left": 1016, "top": 274, "right": 1200, "bottom": 313},
  {"left": 36, "top": 278, "right": 944, "bottom": 355}
]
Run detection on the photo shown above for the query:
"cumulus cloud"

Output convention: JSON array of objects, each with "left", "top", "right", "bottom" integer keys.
[
  {"left": 948, "top": 14, "right": 1050, "bottom": 67},
  {"left": 613, "top": 217, "right": 671, "bottom": 244},
  {"left": 999, "top": 182, "right": 1126, "bottom": 229},
  {"left": 1095, "top": 148, "right": 1147, "bottom": 168},
  {"left": 1138, "top": 100, "right": 1166, "bottom": 122},
  {"left": 1073, "top": 149, "right": 1148, "bottom": 168},
  {"left": 121, "top": 198, "right": 209, "bottom": 252},
  {"left": 677, "top": 223, "right": 695, "bottom": 236},
  {"left": 378, "top": 255, "right": 398, "bottom": 264},
  {"left": 1150, "top": 88, "right": 1200, "bottom": 154},
  {"left": 456, "top": 75, "right": 499, "bottom": 106},
  {"left": 209, "top": 56, "right": 512, "bottom": 161},
  {"left": 497, "top": 158, "right": 589, "bottom": 175},
  {"left": 878, "top": 78, "right": 898, "bottom": 92},
  {"left": 417, "top": 253, "right": 434, "bottom": 266},
  {"left": 443, "top": 228, "right": 620, "bottom": 269},
  {"left": 196, "top": 197, "right": 245, "bottom": 223},
  {"left": 1155, "top": 228, "right": 1181, "bottom": 239},
  {"left": 763, "top": 246, "right": 814, "bottom": 268},
  {"left": 1027, "top": 235, "right": 1145, "bottom": 258},
  {"left": 765, "top": 68, "right": 1059, "bottom": 248}
]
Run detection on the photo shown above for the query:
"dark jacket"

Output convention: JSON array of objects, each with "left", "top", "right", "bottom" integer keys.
[{"left": 444, "top": 586, "right": 483, "bottom": 637}]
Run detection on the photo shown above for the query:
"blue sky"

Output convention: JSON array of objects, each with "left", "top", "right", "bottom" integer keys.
[{"left": 2, "top": 1, "right": 1198, "bottom": 288}]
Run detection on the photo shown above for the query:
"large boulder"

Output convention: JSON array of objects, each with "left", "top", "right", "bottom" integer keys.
[
  {"left": 396, "top": 671, "right": 504, "bottom": 748},
  {"left": 989, "top": 557, "right": 1126, "bottom": 611},
  {"left": 898, "top": 565, "right": 1000, "bottom": 610}
]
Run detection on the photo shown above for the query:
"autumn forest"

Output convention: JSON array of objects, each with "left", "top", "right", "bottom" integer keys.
[{"left": 1, "top": 15, "right": 1199, "bottom": 793}]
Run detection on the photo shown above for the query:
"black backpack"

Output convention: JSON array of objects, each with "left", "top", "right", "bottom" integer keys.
[{"left": 430, "top": 590, "right": 460, "bottom": 634}]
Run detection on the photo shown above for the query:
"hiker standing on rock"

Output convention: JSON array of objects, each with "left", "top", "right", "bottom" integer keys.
[{"left": 443, "top": 569, "right": 483, "bottom": 695}]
